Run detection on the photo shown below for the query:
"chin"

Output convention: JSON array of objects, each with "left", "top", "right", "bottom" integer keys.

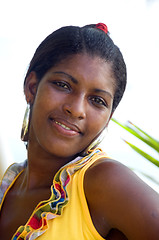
[{"left": 41, "top": 141, "right": 81, "bottom": 159}]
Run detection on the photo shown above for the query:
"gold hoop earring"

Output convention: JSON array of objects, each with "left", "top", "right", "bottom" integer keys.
[
  {"left": 80, "top": 129, "right": 107, "bottom": 157},
  {"left": 21, "top": 104, "right": 30, "bottom": 142}
]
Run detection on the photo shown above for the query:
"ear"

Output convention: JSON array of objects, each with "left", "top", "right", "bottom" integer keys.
[{"left": 24, "top": 72, "right": 38, "bottom": 105}]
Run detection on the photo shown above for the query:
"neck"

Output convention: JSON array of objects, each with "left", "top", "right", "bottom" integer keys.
[{"left": 21, "top": 142, "right": 77, "bottom": 191}]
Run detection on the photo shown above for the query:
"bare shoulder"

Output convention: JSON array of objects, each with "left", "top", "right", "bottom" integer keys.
[
  {"left": 85, "top": 157, "right": 159, "bottom": 198},
  {"left": 84, "top": 158, "right": 159, "bottom": 239}
]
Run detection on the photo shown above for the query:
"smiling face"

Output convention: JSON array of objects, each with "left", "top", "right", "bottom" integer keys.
[{"left": 26, "top": 53, "right": 116, "bottom": 160}]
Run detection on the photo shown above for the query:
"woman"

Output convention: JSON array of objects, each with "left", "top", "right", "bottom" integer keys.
[{"left": 0, "top": 23, "right": 159, "bottom": 240}]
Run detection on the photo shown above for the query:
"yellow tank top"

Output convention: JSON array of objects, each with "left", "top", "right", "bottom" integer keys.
[
  {"left": 0, "top": 149, "right": 107, "bottom": 239},
  {"left": 37, "top": 153, "right": 105, "bottom": 240}
]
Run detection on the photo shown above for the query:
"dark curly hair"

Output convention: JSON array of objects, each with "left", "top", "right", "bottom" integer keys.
[{"left": 24, "top": 24, "right": 127, "bottom": 112}]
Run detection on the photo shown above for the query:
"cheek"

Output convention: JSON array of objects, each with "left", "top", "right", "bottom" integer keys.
[
  {"left": 30, "top": 92, "right": 49, "bottom": 132},
  {"left": 35, "top": 85, "right": 66, "bottom": 111},
  {"left": 33, "top": 87, "right": 55, "bottom": 114},
  {"left": 87, "top": 110, "right": 110, "bottom": 137}
]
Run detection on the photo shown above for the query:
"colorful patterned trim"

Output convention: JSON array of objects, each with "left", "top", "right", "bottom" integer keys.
[
  {"left": 0, "top": 160, "right": 27, "bottom": 210},
  {"left": 0, "top": 148, "right": 105, "bottom": 240}
]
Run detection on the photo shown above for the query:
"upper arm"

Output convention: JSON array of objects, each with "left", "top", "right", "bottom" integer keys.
[{"left": 84, "top": 158, "right": 159, "bottom": 239}]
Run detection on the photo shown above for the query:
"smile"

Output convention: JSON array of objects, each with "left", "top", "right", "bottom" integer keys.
[
  {"left": 55, "top": 121, "right": 71, "bottom": 130},
  {"left": 49, "top": 117, "right": 82, "bottom": 137}
]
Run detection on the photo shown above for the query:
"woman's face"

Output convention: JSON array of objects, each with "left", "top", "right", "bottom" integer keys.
[{"left": 27, "top": 53, "right": 116, "bottom": 159}]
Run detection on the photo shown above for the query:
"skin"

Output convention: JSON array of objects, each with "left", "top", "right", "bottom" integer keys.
[{"left": 0, "top": 53, "right": 159, "bottom": 240}]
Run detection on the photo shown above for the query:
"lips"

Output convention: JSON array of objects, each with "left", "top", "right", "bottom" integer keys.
[
  {"left": 49, "top": 117, "right": 82, "bottom": 135},
  {"left": 55, "top": 121, "right": 72, "bottom": 130}
]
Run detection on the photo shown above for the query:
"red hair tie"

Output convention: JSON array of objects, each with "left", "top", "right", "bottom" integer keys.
[{"left": 96, "top": 23, "right": 108, "bottom": 34}]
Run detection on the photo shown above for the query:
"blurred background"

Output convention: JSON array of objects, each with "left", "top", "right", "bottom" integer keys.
[{"left": 0, "top": 0, "right": 159, "bottom": 190}]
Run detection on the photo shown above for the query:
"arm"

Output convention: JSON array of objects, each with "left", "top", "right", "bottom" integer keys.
[{"left": 84, "top": 158, "right": 159, "bottom": 240}]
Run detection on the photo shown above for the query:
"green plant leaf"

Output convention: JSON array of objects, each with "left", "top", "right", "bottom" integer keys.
[
  {"left": 124, "top": 140, "right": 159, "bottom": 167},
  {"left": 112, "top": 119, "right": 159, "bottom": 153},
  {"left": 126, "top": 121, "right": 159, "bottom": 152}
]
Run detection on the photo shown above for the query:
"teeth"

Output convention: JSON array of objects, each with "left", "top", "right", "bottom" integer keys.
[{"left": 55, "top": 121, "right": 71, "bottom": 130}]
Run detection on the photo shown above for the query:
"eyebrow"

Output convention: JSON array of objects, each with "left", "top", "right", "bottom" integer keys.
[
  {"left": 52, "top": 71, "right": 78, "bottom": 84},
  {"left": 52, "top": 71, "right": 113, "bottom": 99},
  {"left": 94, "top": 88, "right": 113, "bottom": 99}
]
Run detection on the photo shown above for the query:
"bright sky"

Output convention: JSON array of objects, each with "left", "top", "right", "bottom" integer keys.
[{"left": 0, "top": 0, "right": 159, "bottom": 190}]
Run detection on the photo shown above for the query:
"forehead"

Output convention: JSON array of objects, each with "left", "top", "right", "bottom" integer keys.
[
  {"left": 57, "top": 53, "right": 113, "bottom": 76},
  {"left": 43, "top": 53, "right": 116, "bottom": 94}
]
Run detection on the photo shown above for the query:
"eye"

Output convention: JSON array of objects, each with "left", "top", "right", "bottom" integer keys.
[
  {"left": 90, "top": 96, "right": 107, "bottom": 108},
  {"left": 52, "top": 81, "right": 70, "bottom": 91}
]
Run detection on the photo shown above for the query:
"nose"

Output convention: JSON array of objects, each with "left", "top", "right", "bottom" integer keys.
[{"left": 63, "top": 95, "right": 86, "bottom": 120}]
